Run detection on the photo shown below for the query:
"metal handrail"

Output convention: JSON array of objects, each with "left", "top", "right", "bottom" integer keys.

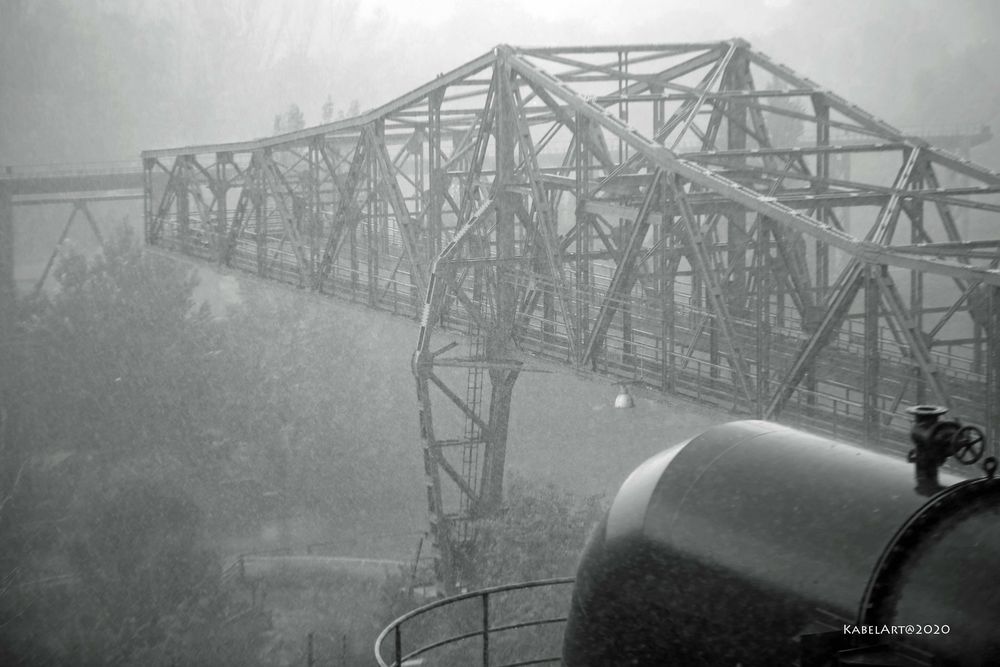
[{"left": 374, "top": 577, "right": 574, "bottom": 667}]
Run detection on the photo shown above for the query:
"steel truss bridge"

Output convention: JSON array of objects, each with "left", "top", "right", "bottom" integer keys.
[{"left": 138, "top": 40, "right": 1000, "bottom": 591}]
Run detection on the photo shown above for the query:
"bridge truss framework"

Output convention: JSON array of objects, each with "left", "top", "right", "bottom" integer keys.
[{"left": 141, "top": 40, "right": 1000, "bottom": 591}]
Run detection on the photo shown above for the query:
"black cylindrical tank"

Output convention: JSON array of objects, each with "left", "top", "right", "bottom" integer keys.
[{"left": 563, "top": 420, "right": 1000, "bottom": 666}]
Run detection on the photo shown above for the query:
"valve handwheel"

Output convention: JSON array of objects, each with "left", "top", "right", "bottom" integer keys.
[{"left": 951, "top": 425, "right": 986, "bottom": 465}]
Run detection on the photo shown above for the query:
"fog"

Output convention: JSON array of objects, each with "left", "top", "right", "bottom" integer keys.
[
  {"left": 2, "top": 0, "right": 999, "bottom": 165},
  {"left": 4, "top": 2, "right": 1000, "bottom": 664}
]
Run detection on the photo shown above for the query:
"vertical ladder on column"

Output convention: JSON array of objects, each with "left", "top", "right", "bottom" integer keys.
[{"left": 460, "top": 326, "right": 485, "bottom": 543}]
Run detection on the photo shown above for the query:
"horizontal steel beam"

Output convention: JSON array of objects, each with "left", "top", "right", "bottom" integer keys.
[
  {"left": 13, "top": 192, "right": 144, "bottom": 206},
  {"left": 2, "top": 171, "right": 146, "bottom": 195}
]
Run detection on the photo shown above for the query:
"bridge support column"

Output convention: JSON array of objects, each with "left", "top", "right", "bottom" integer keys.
[
  {"left": 0, "top": 183, "right": 14, "bottom": 516},
  {"left": 574, "top": 113, "right": 592, "bottom": 360},
  {"left": 0, "top": 185, "right": 12, "bottom": 312},
  {"left": 481, "top": 61, "right": 519, "bottom": 516},
  {"left": 254, "top": 157, "right": 266, "bottom": 277},
  {"left": 143, "top": 158, "right": 154, "bottom": 245},
  {"left": 908, "top": 199, "right": 927, "bottom": 404},
  {"left": 814, "top": 96, "right": 831, "bottom": 302},
  {"left": 989, "top": 286, "right": 1000, "bottom": 460},
  {"left": 177, "top": 157, "right": 190, "bottom": 252},
  {"left": 428, "top": 90, "right": 444, "bottom": 262},
  {"left": 216, "top": 154, "right": 229, "bottom": 265},
  {"left": 863, "top": 265, "right": 881, "bottom": 446},
  {"left": 0, "top": 183, "right": 13, "bottom": 440},
  {"left": 659, "top": 206, "right": 676, "bottom": 394},
  {"left": 725, "top": 51, "right": 749, "bottom": 315},
  {"left": 755, "top": 221, "right": 772, "bottom": 418}
]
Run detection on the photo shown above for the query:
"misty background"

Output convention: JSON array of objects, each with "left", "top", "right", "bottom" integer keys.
[
  {"left": 2, "top": 0, "right": 999, "bottom": 168},
  {"left": 3, "top": 2, "right": 1000, "bottom": 663}
]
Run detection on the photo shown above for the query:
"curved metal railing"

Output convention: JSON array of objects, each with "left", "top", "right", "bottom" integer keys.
[{"left": 375, "top": 577, "right": 574, "bottom": 667}]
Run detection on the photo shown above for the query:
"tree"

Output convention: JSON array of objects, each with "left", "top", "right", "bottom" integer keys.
[
  {"left": 1, "top": 480, "right": 266, "bottom": 666},
  {"left": 273, "top": 104, "right": 306, "bottom": 134},
  {"left": 211, "top": 282, "right": 391, "bottom": 514},
  {"left": 0, "top": 227, "right": 272, "bottom": 665},
  {"left": 12, "top": 226, "right": 221, "bottom": 470},
  {"left": 285, "top": 103, "right": 305, "bottom": 131},
  {"left": 65, "top": 481, "right": 258, "bottom": 666},
  {"left": 471, "top": 475, "right": 604, "bottom": 587},
  {"left": 322, "top": 95, "right": 335, "bottom": 123}
]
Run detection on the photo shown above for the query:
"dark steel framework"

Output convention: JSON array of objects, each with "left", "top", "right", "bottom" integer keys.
[
  {"left": 0, "top": 165, "right": 149, "bottom": 294},
  {"left": 142, "top": 41, "right": 1000, "bottom": 591}
]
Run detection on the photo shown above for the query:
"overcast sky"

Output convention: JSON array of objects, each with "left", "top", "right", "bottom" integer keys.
[{"left": 2, "top": 0, "right": 998, "bottom": 166}]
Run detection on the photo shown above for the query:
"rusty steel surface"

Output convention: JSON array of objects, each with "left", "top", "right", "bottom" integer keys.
[{"left": 140, "top": 41, "right": 1000, "bottom": 590}]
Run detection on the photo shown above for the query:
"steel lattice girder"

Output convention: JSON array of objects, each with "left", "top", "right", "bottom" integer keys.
[{"left": 142, "top": 40, "right": 1000, "bottom": 592}]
